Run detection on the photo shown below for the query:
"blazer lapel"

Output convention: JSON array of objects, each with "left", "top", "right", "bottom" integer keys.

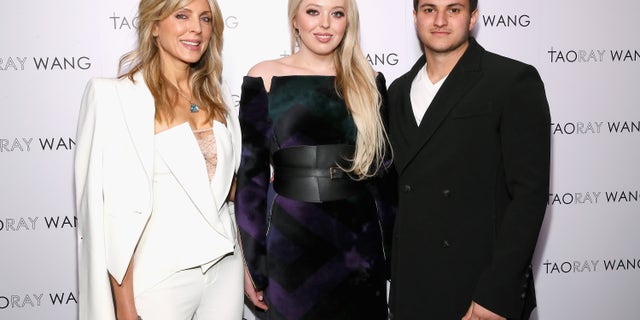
[
  {"left": 210, "top": 82, "right": 242, "bottom": 212},
  {"left": 398, "top": 39, "right": 484, "bottom": 173},
  {"left": 154, "top": 123, "right": 230, "bottom": 237},
  {"left": 116, "top": 77, "right": 240, "bottom": 240},
  {"left": 209, "top": 121, "right": 233, "bottom": 212},
  {"left": 116, "top": 72, "right": 155, "bottom": 181}
]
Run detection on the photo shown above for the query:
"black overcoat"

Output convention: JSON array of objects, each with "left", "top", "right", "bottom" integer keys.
[{"left": 387, "top": 38, "right": 550, "bottom": 320}]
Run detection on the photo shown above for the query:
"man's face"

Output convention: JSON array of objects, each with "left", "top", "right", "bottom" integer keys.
[{"left": 413, "top": 0, "right": 478, "bottom": 56}]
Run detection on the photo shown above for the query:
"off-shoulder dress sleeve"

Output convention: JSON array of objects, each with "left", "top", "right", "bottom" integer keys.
[{"left": 235, "top": 76, "right": 272, "bottom": 290}]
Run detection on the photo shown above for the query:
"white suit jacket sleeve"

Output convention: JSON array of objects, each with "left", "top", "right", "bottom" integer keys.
[{"left": 75, "top": 78, "right": 116, "bottom": 320}]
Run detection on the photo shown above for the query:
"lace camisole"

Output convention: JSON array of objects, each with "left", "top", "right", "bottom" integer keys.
[{"left": 193, "top": 127, "right": 217, "bottom": 181}]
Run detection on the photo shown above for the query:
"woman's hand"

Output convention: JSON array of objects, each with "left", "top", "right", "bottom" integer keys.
[{"left": 244, "top": 266, "right": 268, "bottom": 311}]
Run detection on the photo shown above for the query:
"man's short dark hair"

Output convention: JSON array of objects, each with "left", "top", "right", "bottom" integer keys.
[{"left": 413, "top": 0, "right": 478, "bottom": 12}]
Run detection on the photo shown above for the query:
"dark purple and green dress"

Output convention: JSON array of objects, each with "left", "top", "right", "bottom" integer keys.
[{"left": 236, "top": 74, "right": 394, "bottom": 320}]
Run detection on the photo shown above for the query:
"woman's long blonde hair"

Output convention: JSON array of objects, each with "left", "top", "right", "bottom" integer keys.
[
  {"left": 288, "top": 0, "right": 390, "bottom": 179},
  {"left": 119, "top": 0, "right": 226, "bottom": 123}
]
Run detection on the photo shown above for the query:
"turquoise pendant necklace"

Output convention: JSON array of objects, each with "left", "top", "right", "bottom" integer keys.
[{"left": 173, "top": 83, "right": 199, "bottom": 113}]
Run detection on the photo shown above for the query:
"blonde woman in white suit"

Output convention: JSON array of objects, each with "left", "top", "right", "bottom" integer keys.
[{"left": 74, "top": 0, "right": 247, "bottom": 319}]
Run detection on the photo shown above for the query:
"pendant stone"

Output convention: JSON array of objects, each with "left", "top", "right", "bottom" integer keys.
[{"left": 190, "top": 103, "right": 199, "bottom": 113}]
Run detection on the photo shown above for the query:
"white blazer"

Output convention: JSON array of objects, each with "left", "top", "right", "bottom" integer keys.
[{"left": 74, "top": 72, "right": 241, "bottom": 320}]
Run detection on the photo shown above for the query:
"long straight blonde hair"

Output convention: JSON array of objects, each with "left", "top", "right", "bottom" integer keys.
[
  {"left": 119, "top": 0, "right": 227, "bottom": 123},
  {"left": 288, "top": 0, "right": 390, "bottom": 179}
]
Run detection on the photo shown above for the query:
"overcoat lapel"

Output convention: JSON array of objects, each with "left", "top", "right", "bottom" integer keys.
[
  {"left": 396, "top": 39, "right": 484, "bottom": 174},
  {"left": 394, "top": 55, "right": 427, "bottom": 155}
]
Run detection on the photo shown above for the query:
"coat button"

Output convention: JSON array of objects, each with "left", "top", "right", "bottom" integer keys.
[
  {"left": 521, "top": 292, "right": 527, "bottom": 299},
  {"left": 442, "top": 240, "right": 451, "bottom": 248},
  {"left": 442, "top": 189, "right": 451, "bottom": 197},
  {"left": 403, "top": 185, "right": 412, "bottom": 193}
]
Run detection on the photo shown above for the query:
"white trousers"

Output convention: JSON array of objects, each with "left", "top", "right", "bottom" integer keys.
[{"left": 135, "top": 246, "right": 244, "bottom": 320}]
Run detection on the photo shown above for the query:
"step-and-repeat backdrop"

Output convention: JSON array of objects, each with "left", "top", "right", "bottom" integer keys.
[{"left": 1, "top": 0, "right": 638, "bottom": 319}]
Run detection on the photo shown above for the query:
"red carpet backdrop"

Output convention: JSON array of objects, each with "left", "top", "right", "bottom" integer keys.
[{"left": 1, "top": 0, "right": 638, "bottom": 319}]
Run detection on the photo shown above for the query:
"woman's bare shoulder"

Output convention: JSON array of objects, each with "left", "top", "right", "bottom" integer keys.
[{"left": 246, "top": 58, "right": 296, "bottom": 91}]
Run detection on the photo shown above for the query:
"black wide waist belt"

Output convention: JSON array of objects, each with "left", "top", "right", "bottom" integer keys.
[{"left": 272, "top": 144, "right": 362, "bottom": 203}]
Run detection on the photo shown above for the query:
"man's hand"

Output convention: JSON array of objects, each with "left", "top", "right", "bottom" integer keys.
[{"left": 461, "top": 301, "right": 506, "bottom": 320}]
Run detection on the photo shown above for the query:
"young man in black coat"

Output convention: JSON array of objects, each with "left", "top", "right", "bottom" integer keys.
[{"left": 387, "top": 0, "right": 551, "bottom": 319}]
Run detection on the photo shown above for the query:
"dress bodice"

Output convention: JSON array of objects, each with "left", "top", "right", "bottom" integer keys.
[{"left": 241, "top": 75, "right": 364, "bottom": 153}]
